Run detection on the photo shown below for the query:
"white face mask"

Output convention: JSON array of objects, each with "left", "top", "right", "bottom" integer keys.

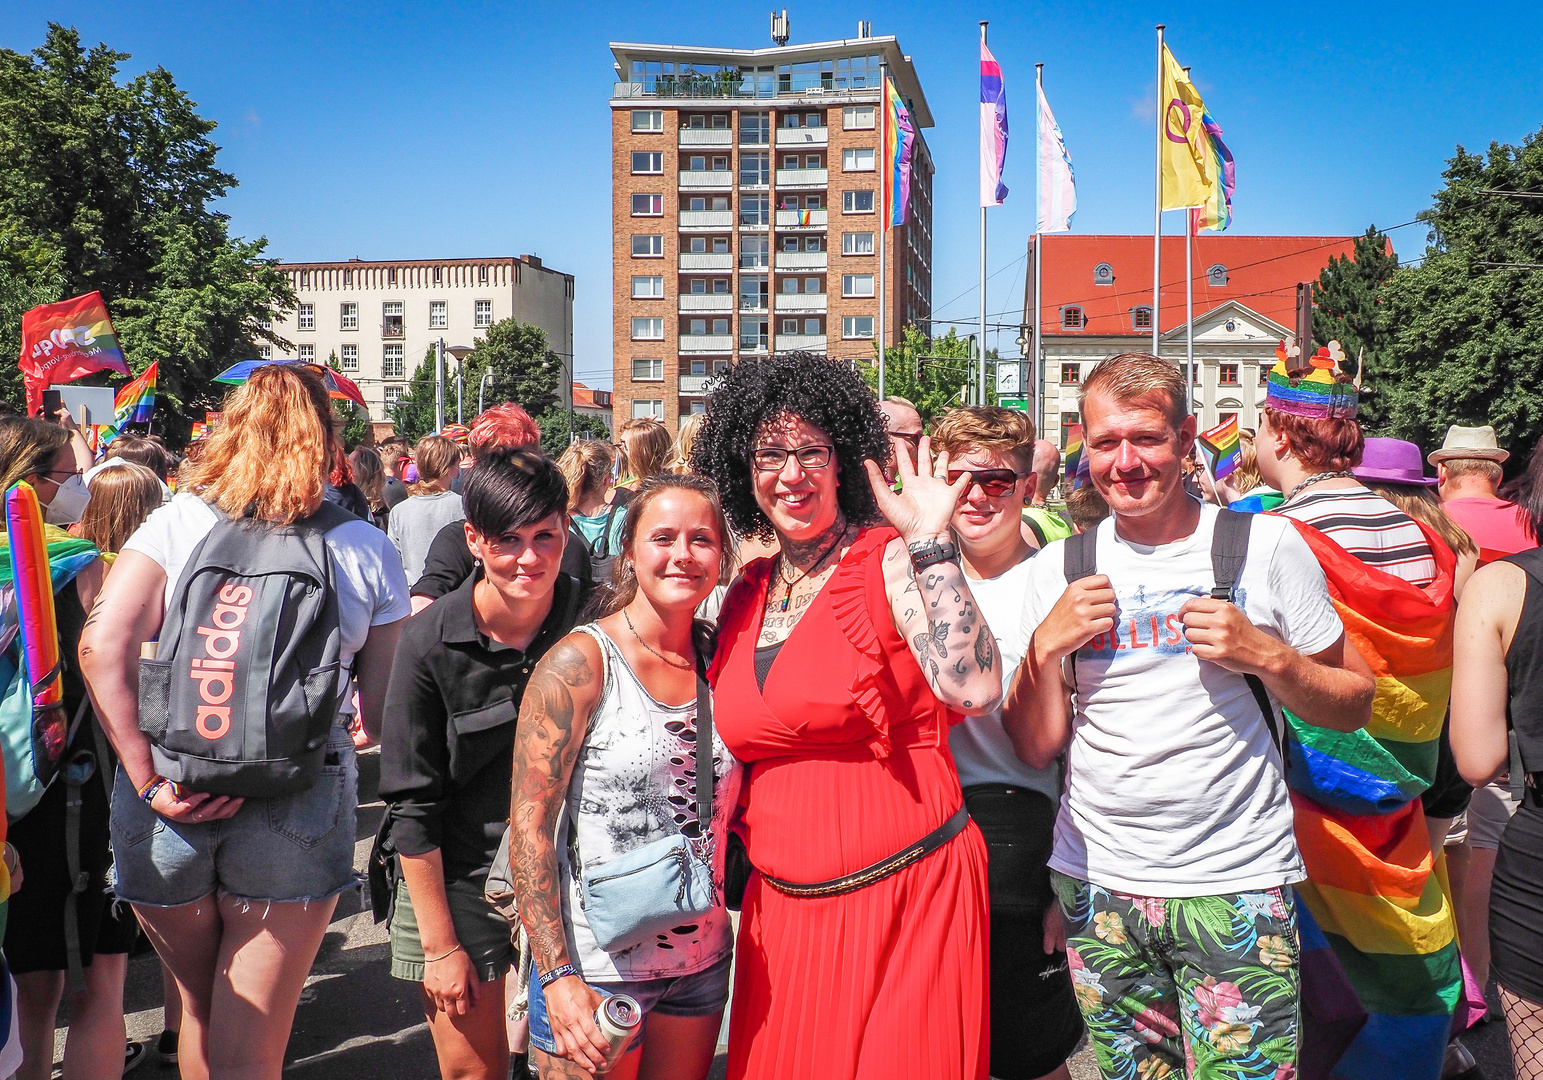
[{"left": 42, "top": 474, "right": 91, "bottom": 526}]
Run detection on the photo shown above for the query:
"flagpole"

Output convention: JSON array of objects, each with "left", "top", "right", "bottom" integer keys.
[
  {"left": 978, "top": 21, "right": 990, "bottom": 406},
  {"left": 878, "top": 60, "right": 888, "bottom": 401},
  {"left": 1185, "top": 207, "right": 1195, "bottom": 412},
  {"left": 1034, "top": 62, "right": 1044, "bottom": 437},
  {"left": 1152, "top": 24, "right": 1165, "bottom": 357}
]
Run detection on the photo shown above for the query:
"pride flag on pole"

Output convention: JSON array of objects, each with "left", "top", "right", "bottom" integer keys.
[
  {"left": 99, "top": 362, "right": 158, "bottom": 446},
  {"left": 1063, "top": 424, "right": 1090, "bottom": 490},
  {"left": 1195, "top": 413, "right": 1241, "bottom": 480},
  {"left": 1158, "top": 44, "right": 1214, "bottom": 211},
  {"left": 16, "top": 291, "right": 130, "bottom": 417},
  {"left": 1036, "top": 79, "right": 1075, "bottom": 233},
  {"left": 882, "top": 76, "right": 915, "bottom": 229},
  {"left": 1192, "top": 110, "right": 1236, "bottom": 232},
  {"left": 980, "top": 42, "right": 1009, "bottom": 207}
]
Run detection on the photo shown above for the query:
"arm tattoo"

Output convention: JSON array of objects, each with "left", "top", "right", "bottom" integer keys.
[
  {"left": 898, "top": 548, "right": 1001, "bottom": 702},
  {"left": 974, "top": 630, "right": 994, "bottom": 673},
  {"left": 510, "top": 641, "right": 593, "bottom": 973}
]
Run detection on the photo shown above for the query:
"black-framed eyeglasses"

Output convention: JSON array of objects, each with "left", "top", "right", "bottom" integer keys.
[
  {"left": 946, "top": 468, "right": 1022, "bottom": 497},
  {"left": 752, "top": 444, "right": 834, "bottom": 471},
  {"left": 38, "top": 468, "right": 82, "bottom": 482}
]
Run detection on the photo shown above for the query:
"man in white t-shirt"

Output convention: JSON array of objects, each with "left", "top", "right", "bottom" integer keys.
[{"left": 1002, "top": 352, "right": 1375, "bottom": 1080}]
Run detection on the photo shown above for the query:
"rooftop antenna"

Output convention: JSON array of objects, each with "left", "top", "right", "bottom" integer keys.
[{"left": 771, "top": 9, "right": 790, "bottom": 46}]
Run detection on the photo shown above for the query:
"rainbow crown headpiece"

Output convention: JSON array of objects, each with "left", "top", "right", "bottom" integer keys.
[{"left": 1265, "top": 339, "right": 1360, "bottom": 420}]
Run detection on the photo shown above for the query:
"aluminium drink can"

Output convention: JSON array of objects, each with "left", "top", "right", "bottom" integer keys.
[{"left": 595, "top": 993, "right": 641, "bottom": 1071}]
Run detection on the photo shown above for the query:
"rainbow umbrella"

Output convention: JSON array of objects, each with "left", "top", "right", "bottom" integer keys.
[{"left": 214, "top": 359, "right": 368, "bottom": 411}]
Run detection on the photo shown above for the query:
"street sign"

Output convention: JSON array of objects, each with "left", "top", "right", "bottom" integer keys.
[{"left": 999, "top": 397, "right": 1030, "bottom": 412}]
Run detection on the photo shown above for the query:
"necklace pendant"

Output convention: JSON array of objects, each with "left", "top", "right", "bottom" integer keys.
[{"left": 779, "top": 584, "right": 793, "bottom": 613}]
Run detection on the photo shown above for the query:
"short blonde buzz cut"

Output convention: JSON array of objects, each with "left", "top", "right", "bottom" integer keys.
[
  {"left": 1079, "top": 353, "right": 1188, "bottom": 432},
  {"left": 930, "top": 405, "right": 1038, "bottom": 474}
]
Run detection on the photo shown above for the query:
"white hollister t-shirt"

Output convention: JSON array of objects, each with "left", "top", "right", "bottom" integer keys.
[{"left": 1020, "top": 501, "right": 1344, "bottom": 897}]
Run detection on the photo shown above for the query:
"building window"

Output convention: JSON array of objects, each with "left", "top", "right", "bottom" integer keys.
[
  {"left": 740, "top": 112, "right": 769, "bottom": 145},
  {"left": 805, "top": 153, "right": 821, "bottom": 169},
  {"left": 433, "top": 266, "right": 443, "bottom": 284},
  {"left": 803, "top": 318, "right": 821, "bottom": 335},
  {"left": 688, "top": 400, "right": 706, "bottom": 415},
  {"left": 297, "top": 344, "right": 314, "bottom": 362},
  {"left": 631, "top": 109, "right": 663, "bottom": 132},
  {"left": 688, "top": 318, "right": 708, "bottom": 336},
  {"left": 843, "top": 105, "right": 876, "bottom": 129},
  {"left": 712, "top": 317, "right": 730, "bottom": 334},
  {"left": 632, "top": 399, "right": 664, "bottom": 420},
  {"left": 1093, "top": 262, "right": 1115, "bottom": 286},
  {"left": 1259, "top": 366, "right": 1270, "bottom": 387},
  {"left": 478, "top": 264, "right": 489, "bottom": 284},
  {"left": 841, "top": 274, "right": 875, "bottom": 298},
  {"left": 385, "top": 385, "right": 404, "bottom": 406},
  {"left": 843, "top": 190, "right": 874, "bottom": 214},
  {"left": 387, "top": 268, "right": 397, "bottom": 285},
  {"left": 842, "top": 315, "right": 875, "bottom": 339},
  {"left": 258, "top": 345, "right": 271, "bottom": 359},
  {"left": 340, "top": 302, "right": 358, "bottom": 330},
  {"left": 740, "top": 195, "right": 770, "bottom": 226},
  {"left": 842, "top": 148, "right": 876, "bottom": 172},
  {"left": 343, "top": 269, "right": 353, "bottom": 285},
  {"left": 340, "top": 343, "right": 359, "bottom": 371},
  {"left": 804, "top": 277, "right": 821, "bottom": 294},
  {"left": 429, "top": 300, "right": 447, "bottom": 329},
  {"left": 740, "top": 318, "right": 769, "bottom": 349},
  {"left": 382, "top": 302, "right": 404, "bottom": 337},
  {"left": 632, "top": 357, "right": 663, "bottom": 381},
  {"left": 1131, "top": 306, "right": 1153, "bottom": 330},
  {"left": 1219, "top": 363, "right": 1239, "bottom": 386},
  {"left": 1060, "top": 412, "right": 1081, "bottom": 447},
  {"left": 383, "top": 344, "right": 405, "bottom": 379},
  {"left": 632, "top": 234, "right": 664, "bottom": 258},
  {"left": 632, "top": 275, "right": 664, "bottom": 299},
  {"left": 1219, "top": 410, "right": 1239, "bottom": 426},
  {"left": 842, "top": 232, "right": 875, "bottom": 255},
  {"left": 1193, "top": 366, "right": 1203, "bottom": 385},
  {"left": 297, "top": 303, "right": 314, "bottom": 330},
  {"left": 474, "top": 299, "right": 493, "bottom": 328},
  {"left": 298, "top": 270, "right": 309, "bottom": 287},
  {"left": 740, "top": 235, "right": 769, "bottom": 269},
  {"left": 632, "top": 151, "right": 663, "bottom": 174},
  {"left": 631, "top": 317, "right": 664, "bottom": 340},
  {"left": 1061, "top": 363, "right": 1081, "bottom": 384},
  {"left": 739, "top": 152, "right": 769, "bottom": 186},
  {"left": 1207, "top": 263, "right": 1229, "bottom": 286},
  {"left": 780, "top": 318, "right": 798, "bottom": 334},
  {"left": 1060, "top": 305, "right": 1085, "bottom": 330},
  {"left": 631, "top": 193, "right": 663, "bottom": 216}
]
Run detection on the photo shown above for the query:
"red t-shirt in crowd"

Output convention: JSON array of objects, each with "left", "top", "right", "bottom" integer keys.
[{"left": 1443, "top": 496, "right": 1537, "bottom": 564}]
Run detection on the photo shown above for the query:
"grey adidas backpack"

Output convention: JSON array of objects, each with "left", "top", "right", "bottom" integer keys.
[{"left": 138, "top": 502, "right": 356, "bottom": 797}]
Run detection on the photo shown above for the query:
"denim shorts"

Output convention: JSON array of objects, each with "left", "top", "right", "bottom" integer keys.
[
  {"left": 527, "top": 952, "right": 732, "bottom": 1055},
  {"left": 110, "top": 726, "right": 359, "bottom": 906}
]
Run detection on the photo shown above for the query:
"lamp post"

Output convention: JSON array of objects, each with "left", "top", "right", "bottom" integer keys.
[
  {"left": 477, "top": 370, "right": 494, "bottom": 416},
  {"left": 439, "top": 341, "right": 473, "bottom": 428}
]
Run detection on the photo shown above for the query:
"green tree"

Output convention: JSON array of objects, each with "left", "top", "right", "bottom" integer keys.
[
  {"left": 0, "top": 25, "right": 292, "bottom": 440},
  {"left": 1370, "top": 127, "right": 1543, "bottom": 458},
  {"left": 326, "top": 350, "right": 372, "bottom": 449},
  {"left": 534, "top": 407, "right": 611, "bottom": 457},
  {"left": 856, "top": 326, "right": 996, "bottom": 426},
  {"left": 1313, "top": 226, "right": 1398, "bottom": 424},
  {"left": 388, "top": 345, "right": 440, "bottom": 444},
  {"left": 460, "top": 318, "right": 562, "bottom": 419}
]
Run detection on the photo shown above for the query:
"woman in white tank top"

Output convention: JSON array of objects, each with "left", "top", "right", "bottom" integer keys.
[{"left": 512, "top": 475, "right": 741, "bottom": 1080}]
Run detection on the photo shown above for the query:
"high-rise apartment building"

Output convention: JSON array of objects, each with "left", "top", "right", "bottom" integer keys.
[{"left": 610, "top": 32, "right": 934, "bottom": 431}]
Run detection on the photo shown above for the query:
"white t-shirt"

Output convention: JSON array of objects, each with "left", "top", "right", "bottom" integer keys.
[
  {"left": 1021, "top": 501, "right": 1344, "bottom": 897},
  {"left": 123, "top": 493, "right": 413, "bottom": 683},
  {"left": 948, "top": 555, "right": 1061, "bottom": 803}
]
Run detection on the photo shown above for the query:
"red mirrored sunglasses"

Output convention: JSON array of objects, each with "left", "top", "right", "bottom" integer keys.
[{"left": 946, "top": 468, "right": 1021, "bottom": 497}]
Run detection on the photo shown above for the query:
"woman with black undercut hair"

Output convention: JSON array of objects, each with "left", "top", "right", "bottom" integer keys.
[{"left": 690, "top": 352, "right": 1001, "bottom": 1080}]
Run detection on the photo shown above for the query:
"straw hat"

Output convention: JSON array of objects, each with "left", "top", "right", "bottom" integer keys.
[{"left": 1427, "top": 425, "right": 1509, "bottom": 466}]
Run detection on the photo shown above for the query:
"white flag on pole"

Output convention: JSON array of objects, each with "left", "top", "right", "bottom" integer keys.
[{"left": 1036, "top": 81, "right": 1076, "bottom": 233}]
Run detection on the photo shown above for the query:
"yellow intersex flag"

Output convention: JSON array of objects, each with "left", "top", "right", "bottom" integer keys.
[{"left": 1159, "top": 43, "right": 1213, "bottom": 210}]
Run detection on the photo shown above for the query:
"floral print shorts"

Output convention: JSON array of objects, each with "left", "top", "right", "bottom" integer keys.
[{"left": 1052, "top": 872, "right": 1301, "bottom": 1080}]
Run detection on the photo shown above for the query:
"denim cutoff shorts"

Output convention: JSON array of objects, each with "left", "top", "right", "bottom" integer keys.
[
  {"left": 527, "top": 952, "right": 732, "bottom": 1056},
  {"left": 110, "top": 725, "right": 359, "bottom": 906}
]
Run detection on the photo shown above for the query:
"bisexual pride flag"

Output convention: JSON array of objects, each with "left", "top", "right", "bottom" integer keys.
[{"left": 980, "top": 42, "right": 1009, "bottom": 207}]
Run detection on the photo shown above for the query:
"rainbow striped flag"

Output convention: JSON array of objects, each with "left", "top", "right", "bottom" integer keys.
[
  {"left": 1191, "top": 109, "right": 1236, "bottom": 233},
  {"left": 1063, "top": 424, "right": 1090, "bottom": 490},
  {"left": 1196, "top": 414, "right": 1241, "bottom": 480},
  {"left": 796, "top": 208, "right": 812, "bottom": 226},
  {"left": 882, "top": 75, "right": 915, "bottom": 230},
  {"left": 1281, "top": 517, "right": 1460, "bottom": 1080},
  {"left": 99, "top": 362, "right": 157, "bottom": 446},
  {"left": 16, "top": 291, "right": 129, "bottom": 416}
]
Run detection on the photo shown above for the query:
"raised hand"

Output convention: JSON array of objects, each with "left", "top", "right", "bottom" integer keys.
[{"left": 863, "top": 435, "right": 969, "bottom": 545}]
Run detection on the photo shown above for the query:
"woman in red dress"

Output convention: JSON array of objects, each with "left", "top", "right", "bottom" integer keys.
[{"left": 691, "top": 354, "right": 1001, "bottom": 1080}]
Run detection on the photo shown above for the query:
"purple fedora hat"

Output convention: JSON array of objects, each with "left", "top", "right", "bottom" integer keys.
[{"left": 1353, "top": 437, "right": 1437, "bottom": 486}]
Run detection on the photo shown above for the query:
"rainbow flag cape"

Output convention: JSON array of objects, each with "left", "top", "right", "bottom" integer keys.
[
  {"left": 1191, "top": 110, "right": 1236, "bottom": 233},
  {"left": 1280, "top": 517, "right": 1460, "bottom": 1080},
  {"left": 1196, "top": 414, "right": 1242, "bottom": 480},
  {"left": 882, "top": 75, "right": 916, "bottom": 229},
  {"left": 98, "top": 361, "right": 157, "bottom": 446},
  {"left": 1063, "top": 424, "right": 1090, "bottom": 490}
]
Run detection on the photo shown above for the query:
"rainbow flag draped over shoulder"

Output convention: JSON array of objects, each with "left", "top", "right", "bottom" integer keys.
[
  {"left": 882, "top": 75, "right": 916, "bottom": 229},
  {"left": 1280, "top": 517, "right": 1460, "bottom": 1080}
]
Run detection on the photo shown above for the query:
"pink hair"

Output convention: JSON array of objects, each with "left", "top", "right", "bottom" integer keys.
[{"left": 469, "top": 403, "right": 541, "bottom": 457}]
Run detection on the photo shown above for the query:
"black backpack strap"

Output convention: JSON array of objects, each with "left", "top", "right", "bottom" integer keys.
[
  {"left": 1023, "top": 513, "right": 1049, "bottom": 549},
  {"left": 299, "top": 500, "right": 359, "bottom": 535},
  {"left": 1209, "top": 511, "right": 1287, "bottom": 767},
  {"left": 1063, "top": 527, "right": 1099, "bottom": 584}
]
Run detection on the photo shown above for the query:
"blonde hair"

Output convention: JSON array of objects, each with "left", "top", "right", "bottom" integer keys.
[
  {"left": 1364, "top": 483, "right": 1478, "bottom": 558},
  {"left": 669, "top": 414, "right": 706, "bottom": 474},
  {"left": 618, "top": 418, "right": 671, "bottom": 483},
  {"left": 556, "top": 440, "right": 615, "bottom": 511},
  {"left": 930, "top": 406, "right": 1038, "bottom": 474},
  {"left": 411, "top": 435, "right": 461, "bottom": 492},
  {"left": 77, "top": 463, "right": 163, "bottom": 554},
  {"left": 181, "top": 364, "right": 333, "bottom": 524},
  {"left": 349, "top": 446, "right": 386, "bottom": 510},
  {"left": 1225, "top": 428, "right": 1264, "bottom": 497},
  {"left": 1080, "top": 353, "right": 1187, "bottom": 431},
  {"left": 1065, "top": 484, "right": 1111, "bottom": 533},
  {"left": 1442, "top": 457, "right": 1503, "bottom": 485}
]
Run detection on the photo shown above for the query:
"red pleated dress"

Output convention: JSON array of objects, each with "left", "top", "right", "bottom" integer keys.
[{"left": 709, "top": 527, "right": 990, "bottom": 1080}]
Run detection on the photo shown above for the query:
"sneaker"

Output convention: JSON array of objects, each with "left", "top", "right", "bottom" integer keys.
[
  {"left": 157, "top": 1029, "right": 178, "bottom": 1064},
  {"left": 1442, "top": 1039, "right": 1483, "bottom": 1080},
  {"left": 124, "top": 1042, "right": 149, "bottom": 1074}
]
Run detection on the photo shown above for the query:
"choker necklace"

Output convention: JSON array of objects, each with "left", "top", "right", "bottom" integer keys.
[
  {"left": 1286, "top": 470, "right": 1357, "bottom": 502},
  {"left": 776, "top": 526, "right": 849, "bottom": 613},
  {"left": 623, "top": 610, "right": 694, "bottom": 670}
]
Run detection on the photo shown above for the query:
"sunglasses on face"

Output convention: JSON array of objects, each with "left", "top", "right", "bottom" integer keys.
[
  {"left": 947, "top": 468, "right": 1021, "bottom": 497},
  {"left": 889, "top": 431, "right": 922, "bottom": 447},
  {"left": 752, "top": 444, "right": 833, "bottom": 471}
]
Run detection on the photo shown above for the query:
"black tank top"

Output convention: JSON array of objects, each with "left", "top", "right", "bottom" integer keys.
[{"left": 1502, "top": 547, "right": 1543, "bottom": 776}]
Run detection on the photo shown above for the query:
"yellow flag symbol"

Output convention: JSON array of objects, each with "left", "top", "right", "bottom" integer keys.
[{"left": 1160, "top": 44, "right": 1213, "bottom": 211}]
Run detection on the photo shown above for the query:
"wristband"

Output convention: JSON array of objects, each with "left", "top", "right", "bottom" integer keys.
[
  {"left": 909, "top": 539, "right": 960, "bottom": 573},
  {"left": 139, "top": 776, "right": 171, "bottom": 804},
  {"left": 539, "top": 963, "right": 580, "bottom": 988}
]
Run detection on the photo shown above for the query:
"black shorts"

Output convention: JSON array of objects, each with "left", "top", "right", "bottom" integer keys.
[
  {"left": 4, "top": 760, "right": 138, "bottom": 974},
  {"left": 1420, "top": 719, "right": 1473, "bottom": 820},
  {"left": 1491, "top": 804, "right": 1543, "bottom": 1005}
]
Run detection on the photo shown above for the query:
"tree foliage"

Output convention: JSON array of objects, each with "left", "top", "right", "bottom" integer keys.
[
  {"left": 534, "top": 407, "right": 611, "bottom": 458},
  {"left": 388, "top": 345, "right": 440, "bottom": 444},
  {"left": 856, "top": 327, "right": 997, "bottom": 426},
  {"left": 0, "top": 25, "right": 292, "bottom": 440},
  {"left": 1313, "top": 226, "right": 1398, "bottom": 423},
  {"left": 459, "top": 318, "right": 562, "bottom": 420}
]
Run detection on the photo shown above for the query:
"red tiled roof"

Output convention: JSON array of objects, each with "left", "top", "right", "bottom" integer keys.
[
  {"left": 573, "top": 382, "right": 611, "bottom": 408},
  {"left": 1031, "top": 234, "right": 1367, "bottom": 337}
]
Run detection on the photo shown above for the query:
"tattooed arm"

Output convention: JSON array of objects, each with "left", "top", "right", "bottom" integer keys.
[{"left": 509, "top": 633, "right": 610, "bottom": 1071}]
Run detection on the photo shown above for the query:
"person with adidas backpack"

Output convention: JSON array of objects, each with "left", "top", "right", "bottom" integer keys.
[
  {"left": 78, "top": 363, "right": 411, "bottom": 1080},
  {"left": 1001, "top": 353, "right": 1376, "bottom": 1080}
]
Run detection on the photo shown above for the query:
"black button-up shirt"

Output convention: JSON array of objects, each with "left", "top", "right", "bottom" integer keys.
[{"left": 379, "top": 569, "right": 588, "bottom": 883}]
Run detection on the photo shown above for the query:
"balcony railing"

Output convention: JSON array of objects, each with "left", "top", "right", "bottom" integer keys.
[
  {"left": 678, "top": 170, "right": 733, "bottom": 188},
  {"left": 775, "top": 333, "right": 828, "bottom": 351},
  {"left": 738, "top": 296, "right": 769, "bottom": 313},
  {"left": 678, "top": 210, "right": 733, "bottom": 229},
  {"left": 774, "top": 293, "right": 828, "bottom": 313},
  {"left": 775, "top": 209, "right": 828, "bottom": 228},
  {"left": 680, "top": 373, "right": 712, "bottom": 394},
  {"left": 775, "top": 168, "right": 828, "bottom": 188},
  {"left": 679, "top": 253, "right": 733, "bottom": 271},
  {"left": 679, "top": 294, "right": 735, "bottom": 312},
  {"left": 679, "top": 129, "right": 733, "bottom": 147},
  {"left": 774, "top": 251, "right": 828, "bottom": 270},
  {"left": 775, "top": 127, "right": 829, "bottom": 147},
  {"left": 678, "top": 334, "right": 735, "bottom": 353},
  {"left": 381, "top": 320, "right": 404, "bottom": 338},
  {"left": 612, "top": 76, "right": 884, "bottom": 101}
]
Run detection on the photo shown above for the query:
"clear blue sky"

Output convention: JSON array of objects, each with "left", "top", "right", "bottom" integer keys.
[{"left": 8, "top": 1, "right": 1543, "bottom": 388}]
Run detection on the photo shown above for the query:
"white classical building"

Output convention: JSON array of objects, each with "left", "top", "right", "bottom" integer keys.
[{"left": 263, "top": 256, "right": 575, "bottom": 425}]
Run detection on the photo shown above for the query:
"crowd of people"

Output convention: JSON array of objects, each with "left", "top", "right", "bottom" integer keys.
[{"left": 0, "top": 350, "right": 1537, "bottom": 1080}]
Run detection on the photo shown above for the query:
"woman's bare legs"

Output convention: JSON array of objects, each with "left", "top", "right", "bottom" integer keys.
[
  {"left": 12, "top": 953, "right": 131, "bottom": 1080},
  {"left": 1500, "top": 984, "right": 1543, "bottom": 1080},
  {"left": 422, "top": 975, "right": 510, "bottom": 1080},
  {"left": 637, "top": 1012, "right": 720, "bottom": 1080}
]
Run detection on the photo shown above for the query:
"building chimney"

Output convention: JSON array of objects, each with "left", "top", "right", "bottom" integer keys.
[
  {"left": 857, "top": 20, "right": 871, "bottom": 38},
  {"left": 521, "top": 254, "right": 543, "bottom": 270}
]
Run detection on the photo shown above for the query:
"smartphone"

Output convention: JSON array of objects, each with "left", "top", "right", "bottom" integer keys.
[{"left": 41, "top": 389, "right": 62, "bottom": 421}]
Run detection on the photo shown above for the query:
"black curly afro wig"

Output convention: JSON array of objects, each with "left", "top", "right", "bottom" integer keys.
[{"left": 689, "top": 352, "right": 891, "bottom": 543}]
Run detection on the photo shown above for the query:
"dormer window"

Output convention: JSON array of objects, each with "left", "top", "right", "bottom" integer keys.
[
  {"left": 1093, "top": 262, "right": 1114, "bottom": 286},
  {"left": 1207, "top": 263, "right": 1228, "bottom": 286},
  {"left": 1131, "top": 306, "right": 1153, "bottom": 330},
  {"left": 1060, "top": 305, "right": 1086, "bottom": 330}
]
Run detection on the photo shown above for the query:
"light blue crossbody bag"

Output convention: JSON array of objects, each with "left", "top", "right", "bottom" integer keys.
[{"left": 576, "top": 667, "right": 718, "bottom": 953}]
